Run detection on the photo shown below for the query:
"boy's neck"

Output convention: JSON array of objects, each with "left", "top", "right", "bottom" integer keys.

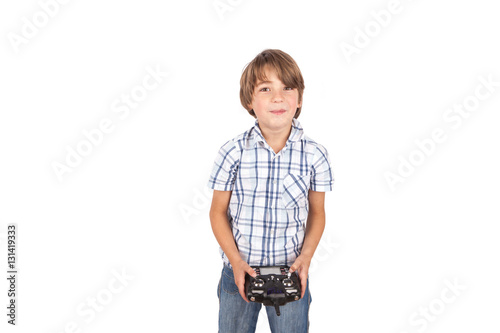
[{"left": 258, "top": 121, "right": 293, "bottom": 154}]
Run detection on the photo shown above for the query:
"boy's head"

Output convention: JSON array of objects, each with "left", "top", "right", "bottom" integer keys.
[{"left": 240, "top": 49, "right": 305, "bottom": 120}]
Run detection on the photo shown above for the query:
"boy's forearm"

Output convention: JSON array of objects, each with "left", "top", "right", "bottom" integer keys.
[
  {"left": 210, "top": 211, "right": 243, "bottom": 265},
  {"left": 300, "top": 210, "right": 326, "bottom": 260}
]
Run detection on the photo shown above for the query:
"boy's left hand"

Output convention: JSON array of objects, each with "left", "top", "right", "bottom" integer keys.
[{"left": 289, "top": 254, "right": 311, "bottom": 299}]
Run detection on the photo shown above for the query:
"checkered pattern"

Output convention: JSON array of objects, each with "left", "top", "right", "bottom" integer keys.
[{"left": 207, "top": 118, "right": 334, "bottom": 267}]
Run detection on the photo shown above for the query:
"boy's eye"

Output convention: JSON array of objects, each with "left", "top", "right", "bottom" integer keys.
[{"left": 259, "top": 87, "right": 293, "bottom": 92}]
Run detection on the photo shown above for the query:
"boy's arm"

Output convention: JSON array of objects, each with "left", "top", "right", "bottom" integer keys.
[
  {"left": 289, "top": 189, "right": 326, "bottom": 298},
  {"left": 209, "top": 189, "right": 256, "bottom": 302}
]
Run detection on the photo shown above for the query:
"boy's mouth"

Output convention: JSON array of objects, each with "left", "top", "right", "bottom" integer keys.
[{"left": 270, "top": 109, "right": 286, "bottom": 115}]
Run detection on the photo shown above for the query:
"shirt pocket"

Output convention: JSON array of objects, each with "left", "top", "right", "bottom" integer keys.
[{"left": 281, "top": 173, "right": 311, "bottom": 209}]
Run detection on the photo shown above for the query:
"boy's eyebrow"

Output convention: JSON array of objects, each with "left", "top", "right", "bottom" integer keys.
[{"left": 256, "top": 80, "right": 281, "bottom": 86}]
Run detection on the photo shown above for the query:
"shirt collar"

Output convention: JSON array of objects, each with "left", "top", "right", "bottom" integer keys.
[{"left": 251, "top": 118, "right": 304, "bottom": 147}]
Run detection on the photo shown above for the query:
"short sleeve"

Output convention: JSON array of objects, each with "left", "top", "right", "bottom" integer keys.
[
  {"left": 207, "top": 140, "right": 240, "bottom": 191},
  {"left": 310, "top": 144, "right": 334, "bottom": 192}
]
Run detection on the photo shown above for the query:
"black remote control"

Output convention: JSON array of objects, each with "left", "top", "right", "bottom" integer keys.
[{"left": 245, "top": 266, "right": 301, "bottom": 316}]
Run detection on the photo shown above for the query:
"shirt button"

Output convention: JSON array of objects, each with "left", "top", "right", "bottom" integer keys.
[{"left": 273, "top": 180, "right": 277, "bottom": 184}]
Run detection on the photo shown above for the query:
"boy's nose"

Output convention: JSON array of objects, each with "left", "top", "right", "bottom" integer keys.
[{"left": 272, "top": 91, "right": 284, "bottom": 102}]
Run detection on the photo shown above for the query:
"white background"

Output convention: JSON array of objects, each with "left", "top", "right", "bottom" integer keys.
[{"left": 1, "top": 0, "right": 499, "bottom": 332}]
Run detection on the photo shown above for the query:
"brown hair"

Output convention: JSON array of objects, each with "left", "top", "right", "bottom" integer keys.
[{"left": 240, "top": 49, "right": 305, "bottom": 118}]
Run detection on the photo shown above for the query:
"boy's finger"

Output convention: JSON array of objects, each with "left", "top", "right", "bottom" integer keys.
[
  {"left": 300, "top": 276, "right": 307, "bottom": 299},
  {"left": 289, "top": 260, "right": 300, "bottom": 273},
  {"left": 246, "top": 266, "right": 257, "bottom": 277},
  {"left": 238, "top": 284, "right": 249, "bottom": 302}
]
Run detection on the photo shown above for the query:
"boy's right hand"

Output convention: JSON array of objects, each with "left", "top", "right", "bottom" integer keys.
[{"left": 231, "top": 260, "right": 257, "bottom": 302}]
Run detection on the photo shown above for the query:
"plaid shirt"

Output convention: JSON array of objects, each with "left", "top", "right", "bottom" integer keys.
[{"left": 207, "top": 118, "right": 334, "bottom": 268}]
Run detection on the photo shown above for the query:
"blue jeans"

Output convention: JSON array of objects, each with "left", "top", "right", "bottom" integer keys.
[{"left": 217, "top": 265, "right": 311, "bottom": 333}]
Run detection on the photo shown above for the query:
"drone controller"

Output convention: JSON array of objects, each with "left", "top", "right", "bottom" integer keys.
[{"left": 245, "top": 266, "right": 301, "bottom": 316}]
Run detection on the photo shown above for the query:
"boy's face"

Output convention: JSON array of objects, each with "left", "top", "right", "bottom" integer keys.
[{"left": 248, "top": 66, "right": 301, "bottom": 133}]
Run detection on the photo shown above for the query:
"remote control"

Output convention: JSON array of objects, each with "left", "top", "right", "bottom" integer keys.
[{"left": 245, "top": 266, "right": 301, "bottom": 316}]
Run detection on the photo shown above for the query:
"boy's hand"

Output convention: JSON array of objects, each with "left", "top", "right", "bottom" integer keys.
[
  {"left": 289, "top": 254, "right": 311, "bottom": 299},
  {"left": 231, "top": 260, "right": 257, "bottom": 302}
]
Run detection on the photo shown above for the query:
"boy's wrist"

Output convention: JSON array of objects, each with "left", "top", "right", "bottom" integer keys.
[
  {"left": 228, "top": 255, "right": 244, "bottom": 268},
  {"left": 297, "top": 252, "right": 313, "bottom": 263}
]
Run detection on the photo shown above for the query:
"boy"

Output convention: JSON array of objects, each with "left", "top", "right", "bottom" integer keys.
[{"left": 207, "top": 49, "right": 334, "bottom": 332}]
